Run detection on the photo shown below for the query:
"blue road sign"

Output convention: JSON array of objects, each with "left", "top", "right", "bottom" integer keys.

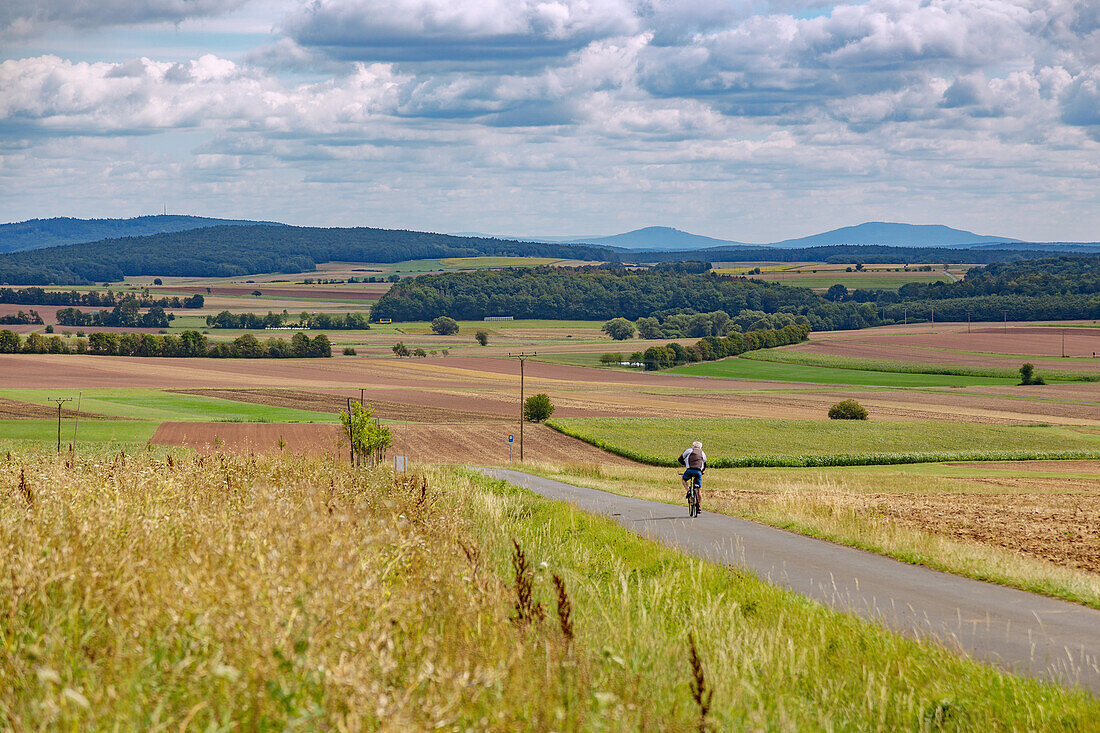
[{"left": 508, "top": 434, "right": 514, "bottom": 443}]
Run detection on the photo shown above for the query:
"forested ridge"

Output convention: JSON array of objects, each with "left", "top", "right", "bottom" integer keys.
[
  {"left": 0, "top": 226, "right": 619, "bottom": 284},
  {"left": 372, "top": 257, "right": 1100, "bottom": 328}
]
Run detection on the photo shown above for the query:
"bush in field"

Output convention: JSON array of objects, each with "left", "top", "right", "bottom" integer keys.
[
  {"left": 343, "top": 346, "right": 357, "bottom": 355},
  {"left": 1019, "top": 362, "right": 1046, "bottom": 385},
  {"left": 828, "top": 399, "right": 868, "bottom": 420},
  {"left": 392, "top": 341, "right": 410, "bottom": 357},
  {"left": 431, "top": 316, "right": 459, "bottom": 335},
  {"left": 599, "top": 352, "right": 622, "bottom": 365},
  {"left": 523, "top": 393, "right": 554, "bottom": 422},
  {"left": 475, "top": 330, "right": 489, "bottom": 346},
  {"left": 602, "top": 318, "right": 636, "bottom": 340}
]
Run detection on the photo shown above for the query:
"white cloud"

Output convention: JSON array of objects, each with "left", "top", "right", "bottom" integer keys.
[{"left": 1, "top": 0, "right": 249, "bottom": 38}]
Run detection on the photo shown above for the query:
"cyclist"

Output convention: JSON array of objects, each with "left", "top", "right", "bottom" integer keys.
[{"left": 678, "top": 440, "right": 706, "bottom": 502}]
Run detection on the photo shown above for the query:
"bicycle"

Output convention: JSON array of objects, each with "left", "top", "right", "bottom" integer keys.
[{"left": 686, "top": 477, "right": 701, "bottom": 518}]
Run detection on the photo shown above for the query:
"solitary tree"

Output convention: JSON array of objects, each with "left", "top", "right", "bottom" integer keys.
[
  {"left": 1019, "top": 362, "right": 1045, "bottom": 385},
  {"left": 602, "top": 318, "right": 636, "bottom": 340},
  {"left": 391, "top": 341, "right": 410, "bottom": 357},
  {"left": 825, "top": 284, "right": 848, "bottom": 302},
  {"left": 523, "top": 393, "right": 555, "bottom": 422},
  {"left": 431, "top": 316, "right": 459, "bottom": 335},
  {"left": 475, "top": 330, "right": 489, "bottom": 346}
]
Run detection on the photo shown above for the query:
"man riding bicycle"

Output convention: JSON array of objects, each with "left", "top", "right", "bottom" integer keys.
[{"left": 678, "top": 441, "right": 706, "bottom": 502}]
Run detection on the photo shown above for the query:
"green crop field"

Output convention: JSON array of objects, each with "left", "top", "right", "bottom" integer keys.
[
  {"left": 0, "top": 419, "right": 157, "bottom": 447},
  {"left": 741, "top": 349, "right": 1100, "bottom": 382},
  {"left": 671, "top": 355, "right": 1015, "bottom": 386},
  {"left": 547, "top": 417, "right": 1100, "bottom": 467},
  {"left": 0, "top": 389, "right": 336, "bottom": 424}
]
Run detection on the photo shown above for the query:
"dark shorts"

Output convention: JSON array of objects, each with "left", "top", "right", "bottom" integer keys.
[{"left": 682, "top": 468, "right": 702, "bottom": 488}]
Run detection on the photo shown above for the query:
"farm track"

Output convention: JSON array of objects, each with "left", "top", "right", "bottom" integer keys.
[{"left": 482, "top": 468, "right": 1100, "bottom": 694}]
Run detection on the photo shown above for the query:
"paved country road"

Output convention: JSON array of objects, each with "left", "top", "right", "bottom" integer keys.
[{"left": 479, "top": 468, "right": 1100, "bottom": 695}]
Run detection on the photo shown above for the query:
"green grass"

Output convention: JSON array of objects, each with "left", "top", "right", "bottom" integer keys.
[
  {"left": 547, "top": 417, "right": 1100, "bottom": 467},
  {"left": 0, "top": 419, "right": 157, "bottom": 447},
  {"left": 743, "top": 349, "right": 1100, "bottom": 382},
  {"left": 467, "top": 469, "right": 1100, "bottom": 726},
  {"left": 0, "top": 389, "right": 336, "bottom": 423},
  {"left": 671, "top": 355, "right": 1015, "bottom": 386}
]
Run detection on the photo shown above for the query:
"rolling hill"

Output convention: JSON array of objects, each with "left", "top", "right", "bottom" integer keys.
[{"left": 0, "top": 215, "right": 280, "bottom": 253}]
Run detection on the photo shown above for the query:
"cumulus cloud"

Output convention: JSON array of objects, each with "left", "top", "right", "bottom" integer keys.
[
  {"left": 1, "top": 0, "right": 1098, "bottom": 240},
  {"left": 282, "top": 0, "right": 640, "bottom": 62},
  {"left": 1, "top": 0, "right": 249, "bottom": 37}
]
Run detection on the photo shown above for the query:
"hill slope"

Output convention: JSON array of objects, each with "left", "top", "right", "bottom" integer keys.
[{"left": 0, "top": 215, "right": 280, "bottom": 253}]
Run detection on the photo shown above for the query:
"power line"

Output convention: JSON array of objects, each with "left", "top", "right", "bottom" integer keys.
[{"left": 507, "top": 352, "right": 536, "bottom": 462}]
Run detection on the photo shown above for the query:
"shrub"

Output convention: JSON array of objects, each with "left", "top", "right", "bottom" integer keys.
[
  {"left": 523, "top": 393, "right": 554, "bottom": 422},
  {"left": 475, "top": 330, "right": 489, "bottom": 346},
  {"left": 431, "top": 316, "right": 460, "bottom": 335},
  {"left": 599, "top": 352, "right": 623, "bottom": 365},
  {"left": 343, "top": 346, "right": 357, "bottom": 355},
  {"left": 828, "top": 399, "right": 868, "bottom": 420}
]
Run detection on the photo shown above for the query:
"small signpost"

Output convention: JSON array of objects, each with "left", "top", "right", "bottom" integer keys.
[
  {"left": 394, "top": 455, "right": 407, "bottom": 471},
  {"left": 508, "top": 434, "right": 514, "bottom": 462}
]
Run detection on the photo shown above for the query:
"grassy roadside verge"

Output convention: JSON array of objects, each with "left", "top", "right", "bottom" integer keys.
[
  {"left": 742, "top": 349, "right": 1100, "bottom": 382},
  {"left": 521, "top": 461, "right": 1100, "bottom": 611},
  {"left": 2, "top": 449, "right": 1096, "bottom": 727},
  {"left": 546, "top": 417, "right": 1100, "bottom": 468}
]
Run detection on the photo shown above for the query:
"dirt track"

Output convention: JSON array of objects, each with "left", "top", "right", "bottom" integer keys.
[{"left": 151, "top": 421, "right": 635, "bottom": 466}]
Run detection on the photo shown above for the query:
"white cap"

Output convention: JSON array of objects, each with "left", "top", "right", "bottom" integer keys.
[{"left": 692, "top": 441, "right": 702, "bottom": 448}]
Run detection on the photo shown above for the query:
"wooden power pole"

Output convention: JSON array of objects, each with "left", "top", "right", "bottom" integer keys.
[
  {"left": 49, "top": 397, "right": 72, "bottom": 453},
  {"left": 508, "top": 352, "right": 536, "bottom": 462}
]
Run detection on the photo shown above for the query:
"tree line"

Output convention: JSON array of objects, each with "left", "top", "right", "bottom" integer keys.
[
  {"left": 0, "top": 329, "right": 332, "bottom": 358},
  {"left": 205, "top": 310, "right": 371, "bottom": 330},
  {"left": 0, "top": 287, "right": 203, "bottom": 308},
  {"left": 609, "top": 323, "right": 811, "bottom": 370},
  {"left": 56, "top": 302, "right": 173, "bottom": 328},
  {"left": 0, "top": 309, "right": 43, "bottom": 325}
]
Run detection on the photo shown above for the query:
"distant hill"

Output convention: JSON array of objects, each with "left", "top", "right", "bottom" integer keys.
[
  {"left": 766, "top": 222, "right": 1021, "bottom": 248},
  {"left": 564, "top": 226, "right": 745, "bottom": 250},
  {"left": 0, "top": 215, "right": 280, "bottom": 253}
]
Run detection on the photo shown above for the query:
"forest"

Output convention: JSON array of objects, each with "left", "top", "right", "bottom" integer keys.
[
  {"left": 371, "top": 256, "right": 1100, "bottom": 328},
  {"left": 370, "top": 267, "right": 882, "bottom": 330}
]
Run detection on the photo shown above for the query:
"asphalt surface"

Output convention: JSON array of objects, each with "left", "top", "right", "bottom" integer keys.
[{"left": 480, "top": 468, "right": 1100, "bottom": 694}]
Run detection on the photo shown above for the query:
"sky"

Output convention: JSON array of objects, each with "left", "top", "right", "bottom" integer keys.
[{"left": 1, "top": 0, "right": 1098, "bottom": 243}]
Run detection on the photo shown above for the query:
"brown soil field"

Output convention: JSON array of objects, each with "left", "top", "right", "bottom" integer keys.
[
  {"left": 166, "top": 285, "right": 385, "bottom": 301},
  {"left": 151, "top": 421, "right": 633, "bottom": 466},
  {"left": 711, "top": 485, "right": 1100, "bottom": 573},
  {"left": 0, "top": 397, "right": 110, "bottom": 420}
]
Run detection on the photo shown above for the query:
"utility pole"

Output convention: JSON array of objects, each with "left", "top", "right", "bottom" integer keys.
[
  {"left": 1003, "top": 310, "right": 1008, "bottom": 334},
  {"left": 903, "top": 306, "right": 907, "bottom": 325},
  {"left": 1062, "top": 329, "right": 1066, "bottom": 358},
  {"left": 49, "top": 397, "right": 72, "bottom": 453},
  {"left": 967, "top": 310, "right": 971, "bottom": 333},
  {"left": 508, "top": 352, "right": 536, "bottom": 462},
  {"left": 930, "top": 305, "right": 934, "bottom": 331}
]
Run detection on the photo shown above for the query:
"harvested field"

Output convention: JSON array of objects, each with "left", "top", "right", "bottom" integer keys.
[
  {"left": 152, "top": 422, "right": 345, "bottom": 455},
  {"left": 794, "top": 325, "right": 1100, "bottom": 372},
  {"left": 710, "top": 485, "right": 1100, "bottom": 573},
  {"left": 151, "top": 420, "right": 634, "bottom": 466},
  {"left": 167, "top": 285, "right": 386, "bottom": 301},
  {"left": 946, "top": 460, "right": 1100, "bottom": 473}
]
